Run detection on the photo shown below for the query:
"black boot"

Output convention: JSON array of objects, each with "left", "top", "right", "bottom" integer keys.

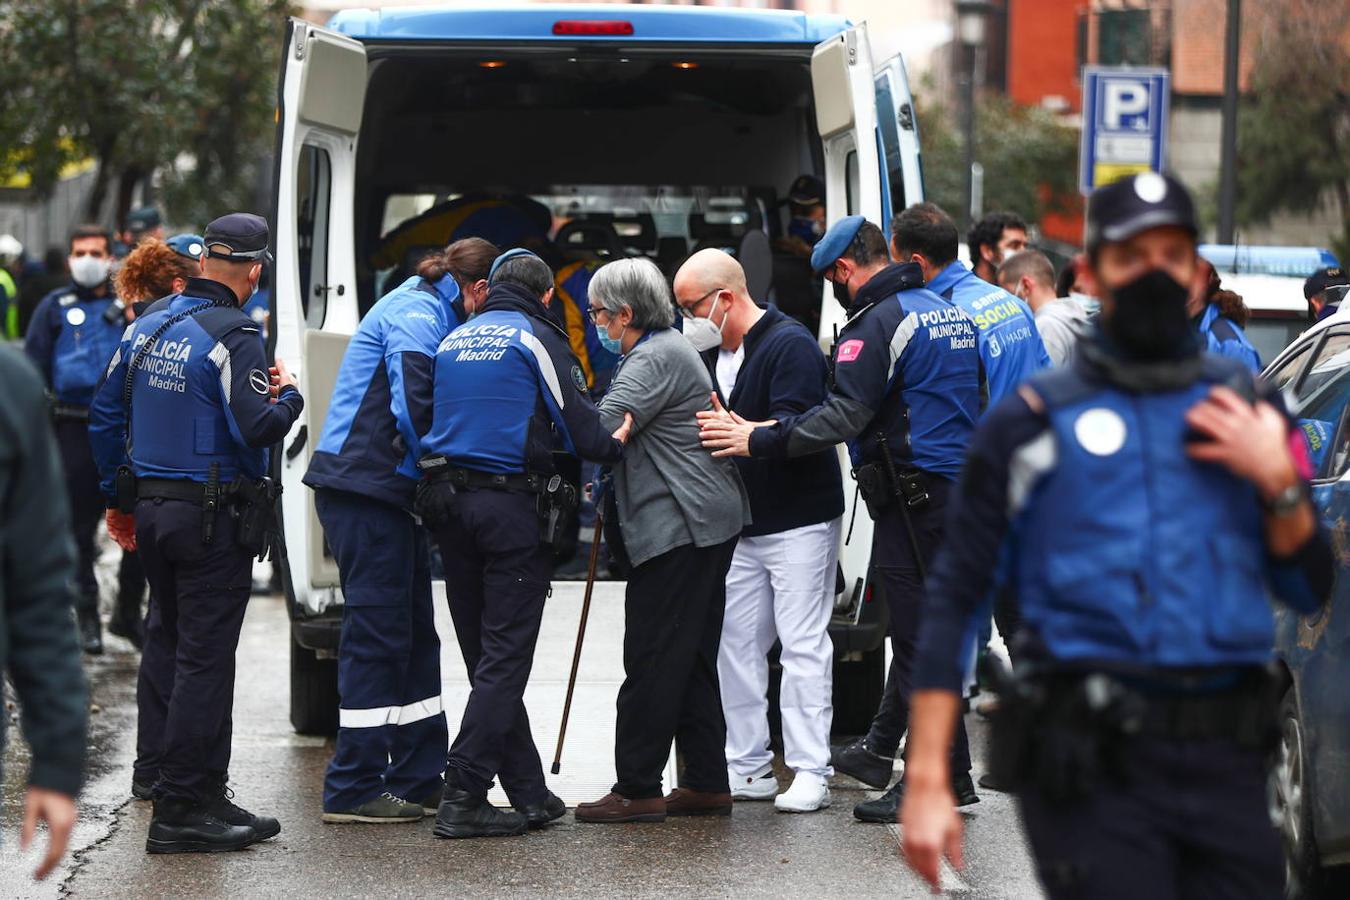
[
  {"left": 433, "top": 773, "right": 528, "bottom": 839},
  {"left": 206, "top": 784, "right": 281, "bottom": 841},
  {"left": 515, "top": 791, "right": 567, "bottom": 829},
  {"left": 146, "top": 797, "right": 260, "bottom": 854},
  {"left": 853, "top": 772, "right": 980, "bottom": 824},
  {"left": 108, "top": 600, "right": 144, "bottom": 650},
  {"left": 829, "top": 736, "right": 895, "bottom": 789}
]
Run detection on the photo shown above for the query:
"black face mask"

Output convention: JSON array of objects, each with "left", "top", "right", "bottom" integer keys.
[
  {"left": 831, "top": 278, "right": 851, "bottom": 307},
  {"left": 1101, "top": 268, "right": 1197, "bottom": 362}
]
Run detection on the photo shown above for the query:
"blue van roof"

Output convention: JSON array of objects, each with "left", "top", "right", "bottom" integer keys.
[
  {"left": 1199, "top": 244, "right": 1340, "bottom": 278},
  {"left": 328, "top": 3, "right": 850, "bottom": 44}
]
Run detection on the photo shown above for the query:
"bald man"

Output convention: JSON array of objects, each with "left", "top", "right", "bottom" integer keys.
[{"left": 676, "top": 249, "right": 844, "bottom": 813}]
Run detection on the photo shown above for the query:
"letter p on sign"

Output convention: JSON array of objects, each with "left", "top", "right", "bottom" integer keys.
[{"left": 1103, "top": 80, "right": 1150, "bottom": 131}]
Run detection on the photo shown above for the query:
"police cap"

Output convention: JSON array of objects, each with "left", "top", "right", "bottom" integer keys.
[
  {"left": 127, "top": 206, "right": 162, "bottom": 233},
  {"left": 203, "top": 213, "right": 271, "bottom": 263},
  {"left": 1304, "top": 265, "right": 1349, "bottom": 300},
  {"left": 165, "top": 233, "right": 205, "bottom": 262},
  {"left": 810, "top": 215, "right": 866, "bottom": 275},
  {"left": 1086, "top": 172, "right": 1197, "bottom": 252},
  {"left": 788, "top": 174, "right": 825, "bottom": 208}
]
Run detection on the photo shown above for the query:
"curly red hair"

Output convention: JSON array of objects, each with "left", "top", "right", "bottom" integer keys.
[{"left": 115, "top": 239, "right": 198, "bottom": 303}]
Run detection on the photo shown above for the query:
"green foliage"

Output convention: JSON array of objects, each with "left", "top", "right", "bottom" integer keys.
[
  {"left": 916, "top": 87, "right": 1080, "bottom": 226},
  {"left": 0, "top": 0, "right": 293, "bottom": 228},
  {"left": 1236, "top": 0, "right": 1350, "bottom": 260}
]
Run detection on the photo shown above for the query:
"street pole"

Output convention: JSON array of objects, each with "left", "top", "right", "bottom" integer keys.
[
  {"left": 1217, "top": 0, "right": 1241, "bottom": 243},
  {"left": 962, "top": 41, "right": 976, "bottom": 235}
]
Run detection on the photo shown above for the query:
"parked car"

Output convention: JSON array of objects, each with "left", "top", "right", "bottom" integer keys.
[{"left": 1262, "top": 310, "right": 1350, "bottom": 898}]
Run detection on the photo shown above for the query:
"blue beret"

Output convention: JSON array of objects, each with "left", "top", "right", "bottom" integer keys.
[
  {"left": 165, "top": 233, "right": 204, "bottom": 261},
  {"left": 810, "top": 215, "right": 866, "bottom": 274},
  {"left": 488, "top": 247, "right": 542, "bottom": 282}
]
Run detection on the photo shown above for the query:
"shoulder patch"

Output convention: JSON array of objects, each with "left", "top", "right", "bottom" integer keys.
[
  {"left": 571, "top": 364, "right": 589, "bottom": 392},
  {"left": 836, "top": 339, "right": 865, "bottom": 363}
]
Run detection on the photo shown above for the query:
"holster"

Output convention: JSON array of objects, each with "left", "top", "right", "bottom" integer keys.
[
  {"left": 115, "top": 466, "right": 138, "bottom": 514},
  {"left": 851, "top": 462, "right": 930, "bottom": 521},
  {"left": 231, "top": 475, "right": 281, "bottom": 559},
  {"left": 538, "top": 474, "right": 578, "bottom": 551}
]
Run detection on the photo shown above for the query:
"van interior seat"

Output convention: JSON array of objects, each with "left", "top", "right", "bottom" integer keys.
[{"left": 555, "top": 218, "right": 627, "bottom": 262}]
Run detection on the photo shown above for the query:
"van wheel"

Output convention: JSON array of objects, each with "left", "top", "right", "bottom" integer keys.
[
  {"left": 1275, "top": 687, "right": 1320, "bottom": 899},
  {"left": 831, "top": 645, "right": 885, "bottom": 737},
  {"left": 290, "top": 634, "right": 339, "bottom": 737}
]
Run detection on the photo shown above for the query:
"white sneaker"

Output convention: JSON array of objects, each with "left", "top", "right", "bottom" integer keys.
[
  {"left": 729, "top": 768, "right": 779, "bottom": 801},
  {"left": 774, "top": 772, "right": 830, "bottom": 813}
]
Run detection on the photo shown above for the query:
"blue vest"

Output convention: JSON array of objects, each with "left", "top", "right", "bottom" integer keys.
[
  {"left": 928, "top": 261, "right": 1051, "bottom": 403},
  {"left": 1010, "top": 357, "right": 1273, "bottom": 667},
  {"left": 124, "top": 296, "right": 268, "bottom": 483},
  {"left": 49, "top": 291, "right": 124, "bottom": 405}
]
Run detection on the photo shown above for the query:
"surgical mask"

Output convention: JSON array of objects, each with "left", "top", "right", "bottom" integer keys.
[
  {"left": 1069, "top": 291, "right": 1100, "bottom": 316},
  {"left": 788, "top": 216, "right": 824, "bottom": 245},
  {"left": 598, "top": 323, "right": 626, "bottom": 356},
  {"left": 70, "top": 255, "right": 111, "bottom": 288},
  {"left": 682, "top": 297, "right": 724, "bottom": 352},
  {"left": 1102, "top": 269, "right": 1196, "bottom": 361}
]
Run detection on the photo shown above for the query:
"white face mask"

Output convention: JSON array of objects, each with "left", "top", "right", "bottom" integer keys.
[
  {"left": 682, "top": 296, "right": 725, "bottom": 352},
  {"left": 70, "top": 254, "right": 111, "bottom": 288}
]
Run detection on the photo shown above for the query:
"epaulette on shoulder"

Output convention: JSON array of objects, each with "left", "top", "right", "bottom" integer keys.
[{"left": 194, "top": 304, "right": 255, "bottom": 339}]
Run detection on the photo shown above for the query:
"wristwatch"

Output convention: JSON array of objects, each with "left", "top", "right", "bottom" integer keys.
[{"left": 1263, "top": 482, "right": 1307, "bottom": 517}]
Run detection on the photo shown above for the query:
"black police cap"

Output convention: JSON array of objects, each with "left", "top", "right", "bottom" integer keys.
[
  {"left": 788, "top": 174, "right": 825, "bottom": 208},
  {"left": 1086, "top": 172, "right": 1197, "bottom": 252},
  {"left": 1305, "top": 266, "right": 1349, "bottom": 300},
  {"left": 203, "top": 213, "right": 270, "bottom": 263}
]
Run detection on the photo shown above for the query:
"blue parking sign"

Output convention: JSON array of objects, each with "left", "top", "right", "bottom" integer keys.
[{"left": 1079, "top": 67, "right": 1170, "bottom": 195}]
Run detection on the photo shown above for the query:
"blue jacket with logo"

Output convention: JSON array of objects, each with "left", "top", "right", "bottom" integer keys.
[
  {"left": 89, "top": 277, "right": 304, "bottom": 500},
  {"left": 927, "top": 261, "right": 1051, "bottom": 403},
  {"left": 748, "top": 262, "right": 981, "bottom": 479},
  {"left": 304, "top": 275, "right": 464, "bottom": 509},
  {"left": 1197, "top": 302, "right": 1261, "bottom": 372},
  {"left": 25, "top": 281, "right": 125, "bottom": 407},
  {"left": 913, "top": 342, "right": 1332, "bottom": 692},
  {"left": 421, "top": 282, "right": 624, "bottom": 474}
]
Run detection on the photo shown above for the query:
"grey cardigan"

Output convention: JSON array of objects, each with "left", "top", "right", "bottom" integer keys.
[{"left": 598, "top": 327, "right": 751, "bottom": 567}]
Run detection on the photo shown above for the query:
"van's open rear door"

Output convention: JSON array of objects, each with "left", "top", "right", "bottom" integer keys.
[
  {"left": 874, "top": 53, "right": 925, "bottom": 219},
  {"left": 272, "top": 19, "right": 367, "bottom": 620},
  {"left": 810, "top": 25, "right": 883, "bottom": 620}
]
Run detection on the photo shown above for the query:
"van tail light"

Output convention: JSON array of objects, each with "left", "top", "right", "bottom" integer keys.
[{"left": 552, "top": 20, "right": 634, "bottom": 36}]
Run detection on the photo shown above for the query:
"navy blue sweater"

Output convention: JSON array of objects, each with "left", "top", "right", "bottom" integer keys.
[{"left": 702, "top": 305, "right": 844, "bottom": 537}]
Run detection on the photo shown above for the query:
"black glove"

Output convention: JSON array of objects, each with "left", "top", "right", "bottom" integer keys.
[{"left": 415, "top": 478, "right": 458, "bottom": 530}]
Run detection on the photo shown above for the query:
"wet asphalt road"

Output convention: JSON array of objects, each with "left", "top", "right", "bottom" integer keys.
[{"left": 2, "top": 587, "right": 1041, "bottom": 899}]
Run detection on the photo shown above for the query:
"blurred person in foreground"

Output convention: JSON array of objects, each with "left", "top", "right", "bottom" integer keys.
[
  {"left": 1, "top": 344, "right": 86, "bottom": 880},
  {"left": 900, "top": 172, "right": 1332, "bottom": 898},
  {"left": 575, "top": 256, "right": 751, "bottom": 823}
]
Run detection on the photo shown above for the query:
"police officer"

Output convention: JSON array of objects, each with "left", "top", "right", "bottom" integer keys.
[
  {"left": 89, "top": 213, "right": 304, "bottom": 854},
  {"left": 1305, "top": 265, "right": 1348, "bottom": 322},
  {"left": 416, "top": 249, "right": 630, "bottom": 839},
  {"left": 1193, "top": 260, "right": 1262, "bottom": 371},
  {"left": 26, "top": 224, "right": 125, "bottom": 653},
  {"left": 698, "top": 216, "right": 984, "bottom": 817},
  {"left": 303, "top": 238, "right": 497, "bottom": 824},
  {"left": 899, "top": 173, "right": 1333, "bottom": 898}
]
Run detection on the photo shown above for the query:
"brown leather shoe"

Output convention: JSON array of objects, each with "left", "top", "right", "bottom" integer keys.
[
  {"left": 664, "top": 788, "right": 732, "bottom": 817},
  {"left": 574, "top": 792, "right": 666, "bottom": 824}
]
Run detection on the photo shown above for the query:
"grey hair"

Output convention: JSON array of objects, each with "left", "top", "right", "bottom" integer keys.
[{"left": 589, "top": 257, "right": 676, "bottom": 330}]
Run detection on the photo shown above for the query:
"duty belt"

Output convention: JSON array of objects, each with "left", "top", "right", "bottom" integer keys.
[
  {"left": 436, "top": 466, "right": 547, "bottom": 494},
  {"left": 136, "top": 478, "right": 224, "bottom": 504},
  {"left": 52, "top": 402, "right": 90, "bottom": 423}
]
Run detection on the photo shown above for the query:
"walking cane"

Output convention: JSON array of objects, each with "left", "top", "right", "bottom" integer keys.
[{"left": 551, "top": 511, "right": 605, "bottom": 774}]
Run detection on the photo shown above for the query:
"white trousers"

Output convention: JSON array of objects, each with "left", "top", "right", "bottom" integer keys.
[{"left": 718, "top": 519, "right": 840, "bottom": 777}]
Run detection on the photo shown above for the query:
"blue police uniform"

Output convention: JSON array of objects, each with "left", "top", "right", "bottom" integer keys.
[
  {"left": 421, "top": 278, "right": 624, "bottom": 815},
  {"left": 748, "top": 260, "right": 983, "bottom": 790},
  {"left": 302, "top": 274, "right": 463, "bottom": 814},
  {"left": 89, "top": 275, "right": 303, "bottom": 809},
  {"left": 926, "top": 260, "right": 1051, "bottom": 402},
  {"left": 913, "top": 339, "right": 1332, "bottom": 898},
  {"left": 25, "top": 279, "right": 126, "bottom": 646},
  {"left": 1197, "top": 301, "right": 1261, "bottom": 371}
]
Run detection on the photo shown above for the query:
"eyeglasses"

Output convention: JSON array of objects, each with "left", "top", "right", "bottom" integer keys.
[
  {"left": 587, "top": 305, "right": 607, "bottom": 322},
  {"left": 677, "top": 287, "right": 723, "bottom": 319}
]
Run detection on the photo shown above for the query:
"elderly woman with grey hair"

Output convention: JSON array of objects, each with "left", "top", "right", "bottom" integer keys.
[{"left": 574, "top": 257, "right": 751, "bottom": 825}]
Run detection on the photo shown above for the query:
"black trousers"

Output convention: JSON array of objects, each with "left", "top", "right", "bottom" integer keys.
[
  {"left": 134, "top": 497, "right": 253, "bottom": 801},
  {"left": 1017, "top": 736, "right": 1282, "bottom": 900},
  {"left": 863, "top": 478, "right": 972, "bottom": 775},
  {"left": 613, "top": 538, "right": 737, "bottom": 799},
  {"left": 433, "top": 488, "right": 551, "bottom": 806}
]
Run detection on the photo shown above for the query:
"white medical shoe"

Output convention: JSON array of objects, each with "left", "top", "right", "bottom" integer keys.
[
  {"left": 729, "top": 767, "right": 779, "bottom": 801},
  {"left": 774, "top": 771, "right": 831, "bottom": 813}
]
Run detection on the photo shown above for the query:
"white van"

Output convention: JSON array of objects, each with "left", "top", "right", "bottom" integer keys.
[{"left": 270, "top": 5, "right": 926, "bottom": 734}]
